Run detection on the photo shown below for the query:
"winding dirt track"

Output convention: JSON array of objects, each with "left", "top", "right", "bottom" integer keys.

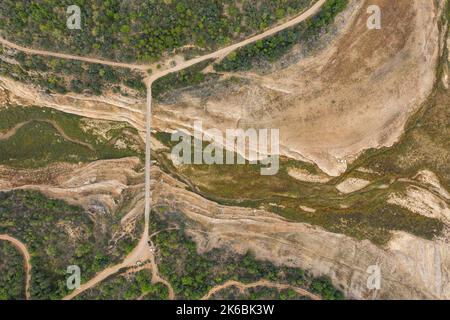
[
  {"left": 0, "top": 0, "right": 326, "bottom": 80},
  {"left": 62, "top": 234, "right": 175, "bottom": 300},
  {"left": 0, "top": 36, "right": 149, "bottom": 71},
  {"left": 0, "top": 234, "right": 32, "bottom": 300},
  {"left": 148, "top": 238, "right": 175, "bottom": 300},
  {"left": 0, "top": 0, "right": 327, "bottom": 300},
  {"left": 146, "top": 0, "right": 326, "bottom": 82},
  {"left": 201, "top": 279, "right": 321, "bottom": 300},
  {"left": 62, "top": 234, "right": 152, "bottom": 300}
]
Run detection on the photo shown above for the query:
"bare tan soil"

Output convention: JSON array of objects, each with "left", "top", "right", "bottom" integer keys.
[
  {"left": 154, "top": 0, "right": 443, "bottom": 176},
  {"left": 287, "top": 167, "right": 331, "bottom": 183},
  {"left": 201, "top": 279, "right": 321, "bottom": 300},
  {"left": 336, "top": 178, "right": 371, "bottom": 194},
  {"left": 388, "top": 186, "right": 450, "bottom": 226}
]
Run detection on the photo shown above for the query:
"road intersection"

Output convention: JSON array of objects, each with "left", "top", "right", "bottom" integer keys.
[{"left": 0, "top": 0, "right": 327, "bottom": 299}]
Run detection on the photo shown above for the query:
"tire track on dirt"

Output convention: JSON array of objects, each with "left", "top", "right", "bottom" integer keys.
[
  {"left": 0, "top": 0, "right": 327, "bottom": 301},
  {"left": 201, "top": 279, "right": 321, "bottom": 300},
  {"left": 0, "top": 234, "right": 32, "bottom": 300}
]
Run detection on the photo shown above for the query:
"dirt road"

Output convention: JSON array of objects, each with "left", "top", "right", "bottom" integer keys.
[
  {"left": 0, "top": 36, "right": 149, "bottom": 71},
  {"left": 147, "top": 0, "right": 326, "bottom": 82},
  {"left": 0, "top": 0, "right": 325, "bottom": 81},
  {"left": 63, "top": 229, "right": 175, "bottom": 300},
  {"left": 0, "top": 0, "right": 326, "bottom": 241},
  {"left": 201, "top": 279, "right": 321, "bottom": 300},
  {"left": 63, "top": 233, "right": 152, "bottom": 300},
  {"left": 0, "top": 0, "right": 327, "bottom": 300},
  {"left": 143, "top": 0, "right": 325, "bottom": 229},
  {"left": 144, "top": 81, "right": 152, "bottom": 236},
  {"left": 0, "top": 234, "right": 32, "bottom": 300}
]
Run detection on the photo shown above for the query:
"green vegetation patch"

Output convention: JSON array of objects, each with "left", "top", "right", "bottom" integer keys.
[
  {"left": 0, "top": 190, "right": 142, "bottom": 299},
  {"left": 0, "top": 105, "right": 143, "bottom": 168},
  {"left": 0, "top": 120, "right": 98, "bottom": 167},
  {"left": 0, "top": 240, "right": 26, "bottom": 300},
  {"left": 215, "top": 0, "right": 348, "bottom": 72},
  {"left": 0, "top": 44, "right": 145, "bottom": 96},
  {"left": 154, "top": 131, "right": 444, "bottom": 245},
  {"left": 76, "top": 269, "right": 168, "bottom": 300},
  {"left": 0, "top": 0, "right": 314, "bottom": 63},
  {"left": 0, "top": 190, "right": 105, "bottom": 299},
  {"left": 152, "top": 60, "right": 218, "bottom": 100}
]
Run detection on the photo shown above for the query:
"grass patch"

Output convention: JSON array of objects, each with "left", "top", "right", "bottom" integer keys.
[
  {"left": 0, "top": 120, "right": 97, "bottom": 167},
  {"left": 154, "top": 129, "right": 445, "bottom": 245},
  {"left": 0, "top": 105, "right": 143, "bottom": 168},
  {"left": 0, "top": 44, "right": 146, "bottom": 96}
]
